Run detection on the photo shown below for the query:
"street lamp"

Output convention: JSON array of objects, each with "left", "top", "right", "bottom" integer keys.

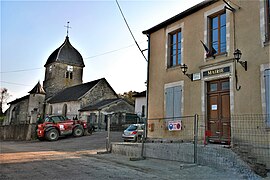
[
  {"left": 234, "top": 49, "right": 247, "bottom": 71},
  {"left": 180, "top": 64, "right": 193, "bottom": 81}
]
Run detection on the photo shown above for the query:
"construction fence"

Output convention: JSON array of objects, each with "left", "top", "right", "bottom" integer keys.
[{"left": 133, "top": 114, "right": 270, "bottom": 174}]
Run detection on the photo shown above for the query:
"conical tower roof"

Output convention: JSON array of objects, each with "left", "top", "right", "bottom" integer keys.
[
  {"left": 28, "top": 81, "right": 46, "bottom": 94},
  {"left": 44, "top": 36, "right": 85, "bottom": 67}
]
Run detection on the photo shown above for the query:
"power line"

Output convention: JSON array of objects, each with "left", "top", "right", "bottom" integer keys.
[
  {"left": 0, "top": 81, "right": 32, "bottom": 86},
  {"left": 0, "top": 67, "right": 43, "bottom": 74},
  {"left": 84, "top": 42, "right": 138, "bottom": 59},
  {"left": 0, "top": 41, "right": 146, "bottom": 74},
  {"left": 115, "top": 0, "right": 148, "bottom": 62}
]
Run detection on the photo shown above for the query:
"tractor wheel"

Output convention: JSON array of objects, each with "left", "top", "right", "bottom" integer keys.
[
  {"left": 73, "top": 126, "right": 84, "bottom": 137},
  {"left": 45, "top": 129, "right": 59, "bottom": 141}
]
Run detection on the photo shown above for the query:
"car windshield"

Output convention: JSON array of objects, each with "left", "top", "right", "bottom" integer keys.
[
  {"left": 127, "top": 125, "right": 137, "bottom": 131},
  {"left": 59, "top": 116, "right": 67, "bottom": 121},
  {"left": 51, "top": 116, "right": 63, "bottom": 123}
]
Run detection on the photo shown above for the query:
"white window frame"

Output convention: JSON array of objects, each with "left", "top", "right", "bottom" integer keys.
[
  {"left": 204, "top": 4, "right": 230, "bottom": 60},
  {"left": 165, "top": 22, "right": 184, "bottom": 69}
]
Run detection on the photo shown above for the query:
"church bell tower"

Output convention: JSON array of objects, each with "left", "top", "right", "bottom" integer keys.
[{"left": 43, "top": 23, "right": 85, "bottom": 99}]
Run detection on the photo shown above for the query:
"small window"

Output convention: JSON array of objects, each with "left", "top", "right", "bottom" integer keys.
[
  {"left": 210, "top": 83, "right": 218, "bottom": 92},
  {"left": 70, "top": 72, "right": 73, "bottom": 79},
  {"left": 66, "top": 72, "right": 69, "bottom": 78},
  {"left": 221, "top": 81, "right": 230, "bottom": 90},
  {"left": 168, "top": 30, "right": 182, "bottom": 67},
  {"left": 141, "top": 105, "right": 145, "bottom": 117},
  {"left": 209, "top": 11, "right": 226, "bottom": 55}
]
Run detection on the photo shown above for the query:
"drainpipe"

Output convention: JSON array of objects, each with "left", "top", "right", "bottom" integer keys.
[
  {"left": 141, "top": 34, "right": 150, "bottom": 159},
  {"left": 145, "top": 34, "right": 150, "bottom": 141}
]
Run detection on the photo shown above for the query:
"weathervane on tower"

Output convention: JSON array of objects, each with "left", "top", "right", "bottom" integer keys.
[{"left": 64, "top": 21, "right": 71, "bottom": 37}]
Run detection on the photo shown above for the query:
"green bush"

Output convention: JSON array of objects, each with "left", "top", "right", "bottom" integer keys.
[{"left": 0, "top": 116, "right": 5, "bottom": 122}]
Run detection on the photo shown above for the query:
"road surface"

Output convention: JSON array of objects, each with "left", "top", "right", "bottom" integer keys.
[{"left": 0, "top": 131, "right": 249, "bottom": 179}]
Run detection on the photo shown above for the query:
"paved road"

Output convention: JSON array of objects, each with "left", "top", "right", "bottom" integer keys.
[{"left": 0, "top": 131, "right": 249, "bottom": 180}]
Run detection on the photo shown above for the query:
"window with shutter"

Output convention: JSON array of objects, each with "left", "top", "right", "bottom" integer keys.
[
  {"left": 265, "top": 69, "right": 270, "bottom": 126},
  {"left": 165, "top": 86, "right": 182, "bottom": 119}
]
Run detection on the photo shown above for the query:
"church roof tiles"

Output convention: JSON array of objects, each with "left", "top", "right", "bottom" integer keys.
[
  {"left": 45, "top": 36, "right": 85, "bottom": 67},
  {"left": 48, "top": 78, "right": 116, "bottom": 103}
]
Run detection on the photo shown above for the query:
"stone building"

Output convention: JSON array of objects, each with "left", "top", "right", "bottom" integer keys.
[
  {"left": 46, "top": 78, "right": 119, "bottom": 120},
  {"left": 3, "top": 82, "right": 46, "bottom": 125},
  {"left": 4, "top": 34, "right": 134, "bottom": 127}
]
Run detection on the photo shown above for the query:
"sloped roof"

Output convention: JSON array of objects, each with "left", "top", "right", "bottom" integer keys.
[
  {"left": 133, "top": 91, "right": 146, "bottom": 98},
  {"left": 79, "top": 98, "right": 121, "bottom": 111},
  {"left": 44, "top": 36, "right": 85, "bottom": 67},
  {"left": 8, "top": 95, "right": 29, "bottom": 105},
  {"left": 28, "top": 81, "right": 46, "bottom": 94},
  {"left": 48, "top": 78, "right": 102, "bottom": 103}
]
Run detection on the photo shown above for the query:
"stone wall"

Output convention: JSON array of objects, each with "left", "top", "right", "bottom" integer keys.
[
  {"left": 0, "top": 124, "right": 36, "bottom": 140},
  {"left": 43, "top": 62, "right": 83, "bottom": 99}
]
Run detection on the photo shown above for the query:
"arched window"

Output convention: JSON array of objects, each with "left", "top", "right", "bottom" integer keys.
[{"left": 62, "top": 104, "right": 67, "bottom": 117}]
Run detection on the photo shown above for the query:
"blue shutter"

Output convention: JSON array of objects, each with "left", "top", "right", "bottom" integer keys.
[
  {"left": 165, "top": 85, "right": 182, "bottom": 119},
  {"left": 173, "top": 86, "right": 182, "bottom": 118},
  {"left": 165, "top": 87, "right": 174, "bottom": 118},
  {"left": 265, "top": 69, "right": 270, "bottom": 126}
]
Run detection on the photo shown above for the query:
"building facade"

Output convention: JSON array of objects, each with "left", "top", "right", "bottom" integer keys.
[{"left": 143, "top": 0, "right": 269, "bottom": 167}]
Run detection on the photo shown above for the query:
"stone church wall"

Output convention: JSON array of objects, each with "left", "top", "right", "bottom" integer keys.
[
  {"left": 43, "top": 62, "right": 83, "bottom": 99},
  {"left": 47, "top": 101, "right": 81, "bottom": 119},
  {"left": 4, "top": 99, "right": 29, "bottom": 125}
]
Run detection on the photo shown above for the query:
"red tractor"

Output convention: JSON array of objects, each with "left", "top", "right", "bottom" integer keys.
[{"left": 37, "top": 115, "right": 88, "bottom": 141}]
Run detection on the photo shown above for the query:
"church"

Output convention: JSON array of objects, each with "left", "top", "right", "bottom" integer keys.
[{"left": 3, "top": 33, "right": 134, "bottom": 129}]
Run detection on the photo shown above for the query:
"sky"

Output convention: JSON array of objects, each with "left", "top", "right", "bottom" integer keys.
[{"left": 1, "top": 0, "right": 203, "bottom": 111}]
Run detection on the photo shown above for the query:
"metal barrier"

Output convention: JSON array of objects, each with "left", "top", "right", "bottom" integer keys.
[
  {"left": 146, "top": 114, "right": 199, "bottom": 163},
  {"left": 107, "top": 113, "right": 269, "bottom": 174}
]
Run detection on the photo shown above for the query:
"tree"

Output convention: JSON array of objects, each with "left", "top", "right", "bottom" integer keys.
[
  {"left": 118, "top": 91, "right": 136, "bottom": 105},
  {"left": 0, "top": 88, "right": 11, "bottom": 115}
]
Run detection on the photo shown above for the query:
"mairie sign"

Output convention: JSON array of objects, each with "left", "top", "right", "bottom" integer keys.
[{"left": 168, "top": 120, "right": 182, "bottom": 131}]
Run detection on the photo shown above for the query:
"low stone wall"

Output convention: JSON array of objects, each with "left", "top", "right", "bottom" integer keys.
[
  {"left": 111, "top": 142, "right": 262, "bottom": 179},
  {"left": 0, "top": 124, "right": 36, "bottom": 141}
]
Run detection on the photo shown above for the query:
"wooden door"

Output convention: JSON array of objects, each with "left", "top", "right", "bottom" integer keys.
[{"left": 207, "top": 79, "right": 230, "bottom": 144}]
